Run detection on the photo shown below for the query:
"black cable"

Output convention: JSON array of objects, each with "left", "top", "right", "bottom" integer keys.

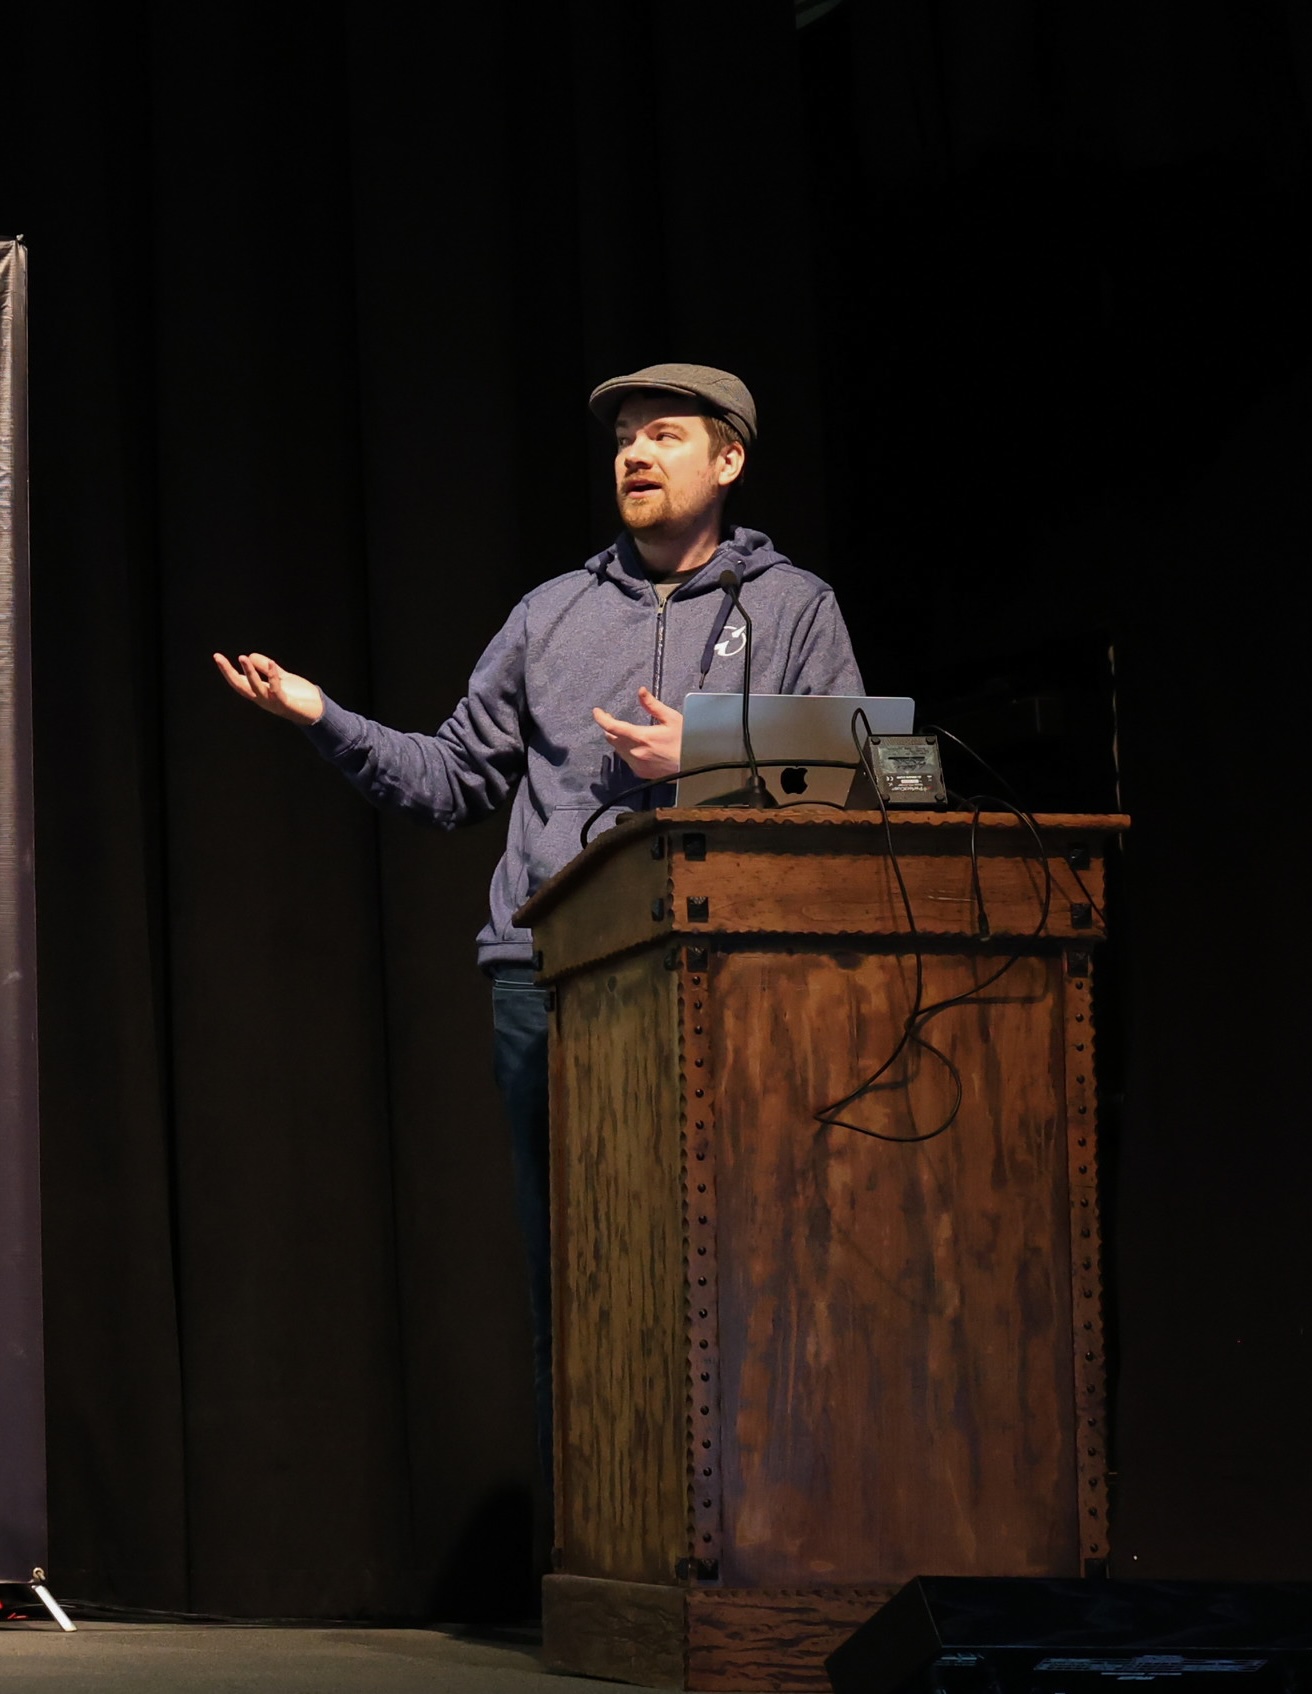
[
  {"left": 815, "top": 721, "right": 1053, "bottom": 1145},
  {"left": 578, "top": 757, "right": 858, "bottom": 848},
  {"left": 919, "top": 721, "right": 1025, "bottom": 809},
  {"left": 1064, "top": 860, "right": 1107, "bottom": 923},
  {"left": 814, "top": 713, "right": 937, "bottom": 1137},
  {"left": 716, "top": 569, "right": 772, "bottom": 806},
  {"left": 969, "top": 799, "right": 989, "bottom": 938},
  {"left": 923, "top": 718, "right": 1105, "bottom": 920},
  {"left": 904, "top": 796, "right": 1052, "bottom": 1026}
]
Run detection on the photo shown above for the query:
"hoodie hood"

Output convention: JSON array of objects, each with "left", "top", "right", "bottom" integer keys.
[{"left": 585, "top": 526, "right": 789, "bottom": 599}]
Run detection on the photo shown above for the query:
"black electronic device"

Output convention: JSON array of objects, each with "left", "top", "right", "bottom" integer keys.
[
  {"left": 865, "top": 734, "right": 947, "bottom": 806},
  {"left": 825, "top": 1576, "right": 1312, "bottom": 1694}
]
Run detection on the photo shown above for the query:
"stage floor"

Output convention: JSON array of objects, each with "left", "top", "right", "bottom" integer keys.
[{"left": 0, "top": 1621, "right": 641, "bottom": 1692}]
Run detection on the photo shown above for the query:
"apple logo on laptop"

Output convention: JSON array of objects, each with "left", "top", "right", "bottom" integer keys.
[{"left": 780, "top": 766, "right": 808, "bottom": 795}]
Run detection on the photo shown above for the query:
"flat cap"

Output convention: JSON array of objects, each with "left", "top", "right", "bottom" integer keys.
[{"left": 588, "top": 363, "right": 757, "bottom": 445}]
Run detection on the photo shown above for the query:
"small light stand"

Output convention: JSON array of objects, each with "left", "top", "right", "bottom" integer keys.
[
  {"left": 30, "top": 1569, "right": 75, "bottom": 1632},
  {"left": 0, "top": 1568, "right": 76, "bottom": 1632}
]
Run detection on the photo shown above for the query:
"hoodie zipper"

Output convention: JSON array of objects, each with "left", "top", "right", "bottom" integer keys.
[
  {"left": 652, "top": 589, "right": 668, "bottom": 699},
  {"left": 650, "top": 551, "right": 727, "bottom": 698}
]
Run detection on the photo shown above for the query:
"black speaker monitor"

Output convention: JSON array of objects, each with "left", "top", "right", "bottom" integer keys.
[{"left": 826, "top": 1577, "right": 1312, "bottom": 1694}]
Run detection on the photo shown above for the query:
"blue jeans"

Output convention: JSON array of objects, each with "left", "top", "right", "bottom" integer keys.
[{"left": 490, "top": 966, "right": 553, "bottom": 1492}]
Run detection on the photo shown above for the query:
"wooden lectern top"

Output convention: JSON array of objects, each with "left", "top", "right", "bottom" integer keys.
[{"left": 518, "top": 807, "right": 1129, "bottom": 982}]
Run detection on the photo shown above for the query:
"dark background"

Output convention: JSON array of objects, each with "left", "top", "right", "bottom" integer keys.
[{"left": 5, "top": 0, "right": 1309, "bottom": 1620}]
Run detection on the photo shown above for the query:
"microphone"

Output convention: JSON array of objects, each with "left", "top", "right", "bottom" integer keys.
[{"left": 702, "top": 569, "right": 775, "bottom": 809}]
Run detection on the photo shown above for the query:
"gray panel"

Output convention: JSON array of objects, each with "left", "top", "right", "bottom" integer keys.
[{"left": 0, "top": 237, "right": 47, "bottom": 1580}]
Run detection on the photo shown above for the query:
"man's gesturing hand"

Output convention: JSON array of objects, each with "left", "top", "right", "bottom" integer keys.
[
  {"left": 593, "top": 686, "right": 684, "bottom": 781},
  {"left": 212, "top": 652, "right": 324, "bottom": 725}
]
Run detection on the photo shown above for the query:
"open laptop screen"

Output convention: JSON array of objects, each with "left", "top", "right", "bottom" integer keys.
[{"left": 674, "top": 693, "right": 916, "bottom": 808}]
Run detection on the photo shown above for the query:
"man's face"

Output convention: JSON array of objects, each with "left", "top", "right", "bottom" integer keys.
[{"left": 613, "top": 393, "right": 742, "bottom": 539}]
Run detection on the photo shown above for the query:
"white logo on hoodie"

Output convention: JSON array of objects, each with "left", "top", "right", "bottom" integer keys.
[{"left": 714, "top": 622, "right": 747, "bottom": 660}]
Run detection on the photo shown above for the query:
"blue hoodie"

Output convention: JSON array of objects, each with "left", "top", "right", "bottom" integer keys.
[{"left": 303, "top": 526, "right": 864, "bottom": 967}]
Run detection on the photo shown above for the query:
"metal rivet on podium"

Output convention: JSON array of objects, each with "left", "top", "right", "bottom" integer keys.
[
  {"left": 697, "top": 1183, "right": 706, "bottom": 1193},
  {"left": 699, "top": 1340, "right": 709, "bottom": 1349}
]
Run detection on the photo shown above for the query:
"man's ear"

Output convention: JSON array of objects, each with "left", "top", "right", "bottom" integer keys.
[{"left": 716, "top": 441, "right": 746, "bottom": 488}]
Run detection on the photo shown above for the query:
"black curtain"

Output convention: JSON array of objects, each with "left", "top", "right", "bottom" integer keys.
[{"left": 5, "top": 0, "right": 1310, "bottom": 1617}]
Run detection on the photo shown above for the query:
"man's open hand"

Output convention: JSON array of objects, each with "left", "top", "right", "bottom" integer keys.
[
  {"left": 593, "top": 686, "right": 683, "bottom": 781},
  {"left": 213, "top": 652, "right": 324, "bottom": 725}
]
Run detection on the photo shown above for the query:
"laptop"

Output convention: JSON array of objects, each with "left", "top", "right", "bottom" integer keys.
[{"left": 675, "top": 693, "right": 917, "bottom": 808}]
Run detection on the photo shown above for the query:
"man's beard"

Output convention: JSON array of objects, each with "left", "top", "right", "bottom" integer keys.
[{"left": 617, "top": 488, "right": 676, "bottom": 532}]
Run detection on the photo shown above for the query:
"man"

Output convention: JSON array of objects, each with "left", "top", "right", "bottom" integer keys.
[{"left": 214, "top": 363, "right": 863, "bottom": 1484}]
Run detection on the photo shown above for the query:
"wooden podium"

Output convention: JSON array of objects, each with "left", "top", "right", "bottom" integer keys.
[{"left": 518, "top": 808, "right": 1127, "bottom": 1692}]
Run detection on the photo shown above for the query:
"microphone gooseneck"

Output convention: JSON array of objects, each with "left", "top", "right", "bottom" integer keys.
[{"left": 711, "top": 569, "right": 774, "bottom": 809}]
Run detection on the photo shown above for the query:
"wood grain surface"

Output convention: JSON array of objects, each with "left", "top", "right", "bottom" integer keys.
[
  {"left": 540, "top": 817, "right": 1116, "bottom": 1687},
  {"left": 1063, "top": 956, "right": 1109, "bottom": 1565},
  {"left": 541, "top": 1576, "right": 900, "bottom": 1693},
  {"left": 533, "top": 822, "right": 669, "bottom": 982},
  {"left": 681, "top": 958, "right": 725, "bottom": 1580},
  {"left": 523, "top": 813, "right": 1122, "bottom": 979},
  {"left": 543, "top": 1573, "right": 686, "bottom": 1687},
  {"left": 686, "top": 1586, "right": 899, "bottom": 1692},
  {"left": 710, "top": 946, "right": 1079, "bottom": 1588},
  {"left": 664, "top": 825, "right": 1104, "bottom": 940},
  {"left": 551, "top": 952, "right": 689, "bottom": 1583}
]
